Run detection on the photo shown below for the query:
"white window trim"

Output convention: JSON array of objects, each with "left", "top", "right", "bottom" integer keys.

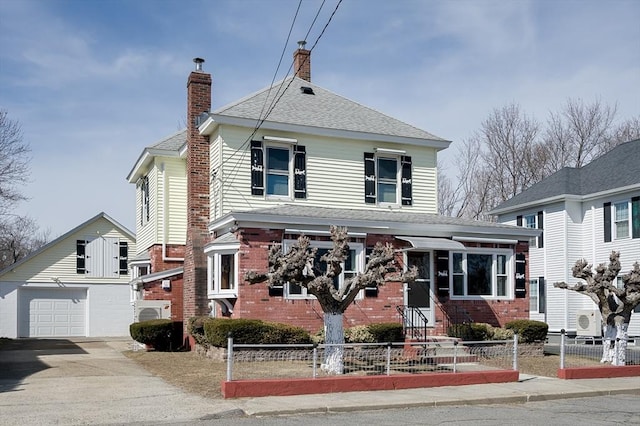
[
  {"left": 529, "top": 278, "right": 539, "bottom": 313},
  {"left": 206, "top": 243, "right": 240, "bottom": 297},
  {"left": 613, "top": 200, "right": 631, "bottom": 240},
  {"left": 376, "top": 154, "right": 400, "bottom": 207},
  {"left": 449, "top": 248, "right": 514, "bottom": 300},
  {"left": 265, "top": 143, "right": 293, "bottom": 201},
  {"left": 283, "top": 239, "right": 364, "bottom": 300}
]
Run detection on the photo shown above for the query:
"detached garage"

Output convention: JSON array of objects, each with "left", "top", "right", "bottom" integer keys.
[{"left": 0, "top": 213, "right": 136, "bottom": 338}]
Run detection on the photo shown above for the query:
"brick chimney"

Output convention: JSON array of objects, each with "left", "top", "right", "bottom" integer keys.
[
  {"left": 183, "top": 57, "right": 211, "bottom": 340},
  {"left": 293, "top": 40, "right": 311, "bottom": 82}
]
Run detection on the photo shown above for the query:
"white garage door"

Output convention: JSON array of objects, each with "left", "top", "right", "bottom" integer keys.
[{"left": 19, "top": 288, "right": 87, "bottom": 337}]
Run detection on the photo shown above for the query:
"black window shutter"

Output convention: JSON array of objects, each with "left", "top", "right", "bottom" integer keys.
[
  {"left": 364, "top": 152, "right": 376, "bottom": 204},
  {"left": 436, "top": 250, "right": 450, "bottom": 297},
  {"left": 293, "top": 145, "right": 306, "bottom": 199},
  {"left": 400, "top": 155, "right": 412, "bottom": 206},
  {"left": 250, "top": 141, "right": 264, "bottom": 196},
  {"left": 515, "top": 253, "right": 526, "bottom": 298},
  {"left": 537, "top": 210, "right": 544, "bottom": 248},
  {"left": 516, "top": 215, "right": 523, "bottom": 226},
  {"left": 538, "top": 276, "right": 546, "bottom": 314},
  {"left": 76, "top": 240, "right": 86, "bottom": 274},
  {"left": 603, "top": 202, "right": 612, "bottom": 242},
  {"left": 632, "top": 196, "right": 640, "bottom": 239},
  {"left": 119, "top": 242, "right": 128, "bottom": 275}
]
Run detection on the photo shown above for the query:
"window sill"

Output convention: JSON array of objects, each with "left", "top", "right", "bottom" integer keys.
[{"left": 208, "top": 292, "right": 238, "bottom": 299}]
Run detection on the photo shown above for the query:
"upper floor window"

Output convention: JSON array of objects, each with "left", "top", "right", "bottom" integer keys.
[
  {"left": 251, "top": 140, "right": 306, "bottom": 200},
  {"left": 284, "top": 240, "right": 363, "bottom": 299},
  {"left": 517, "top": 211, "right": 544, "bottom": 248},
  {"left": 450, "top": 250, "right": 512, "bottom": 298},
  {"left": 76, "top": 237, "right": 128, "bottom": 278},
  {"left": 364, "top": 152, "right": 412, "bottom": 206},
  {"left": 139, "top": 176, "right": 150, "bottom": 225},
  {"left": 604, "top": 197, "right": 639, "bottom": 242},
  {"left": 614, "top": 201, "right": 630, "bottom": 239}
]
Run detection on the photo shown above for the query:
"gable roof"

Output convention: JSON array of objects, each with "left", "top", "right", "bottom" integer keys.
[
  {"left": 0, "top": 212, "right": 135, "bottom": 277},
  {"left": 127, "top": 129, "right": 187, "bottom": 183},
  {"left": 200, "top": 76, "right": 450, "bottom": 149},
  {"left": 491, "top": 139, "right": 640, "bottom": 214}
]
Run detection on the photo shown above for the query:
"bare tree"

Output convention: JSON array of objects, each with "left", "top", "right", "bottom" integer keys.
[
  {"left": 0, "top": 109, "right": 31, "bottom": 216},
  {"left": 246, "top": 226, "right": 415, "bottom": 374},
  {"left": 0, "top": 216, "right": 50, "bottom": 270},
  {"left": 554, "top": 252, "right": 640, "bottom": 366},
  {"left": 440, "top": 99, "right": 632, "bottom": 219}
]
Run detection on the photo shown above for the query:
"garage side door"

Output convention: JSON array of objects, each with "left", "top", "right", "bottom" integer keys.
[{"left": 19, "top": 288, "right": 87, "bottom": 337}]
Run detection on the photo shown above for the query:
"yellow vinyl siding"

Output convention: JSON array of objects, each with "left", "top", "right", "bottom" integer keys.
[
  {"left": 162, "top": 159, "right": 187, "bottom": 244},
  {"left": 1, "top": 217, "right": 135, "bottom": 284},
  {"left": 212, "top": 125, "right": 439, "bottom": 216}
]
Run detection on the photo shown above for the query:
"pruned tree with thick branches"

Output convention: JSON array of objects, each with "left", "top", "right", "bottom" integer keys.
[
  {"left": 245, "top": 226, "right": 416, "bottom": 374},
  {"left": 554, "top": 251, "right": 640, "bottom": 365}
]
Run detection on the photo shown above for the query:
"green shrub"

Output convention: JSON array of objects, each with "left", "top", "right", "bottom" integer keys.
[
  {"left": 447, "top": 323, "right": 491, "bottom": 341},
  {"left": 367, "top": 322, "right": 404, "bottom": 343},
  {"left": 130, "top": 319, "right": 182, "bottom": 351},
  {"left": 345, "top": 325, "right": 375, "bottom": 343},
  {"left": 187, "top": 316, "right": 210, "bottom": 348},
  {"left": 203, "top": 318, "right": 311, "bottom": 347},
  {"left": 505, "top": 319, "right": 548, "bottom": 343},
  {"left": 489, "top": 325, "right": 515, "bottom": 340}
]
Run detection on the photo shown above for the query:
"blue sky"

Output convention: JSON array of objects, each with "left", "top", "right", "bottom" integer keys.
[{"left": 1, "top": 0, "right": 639, "bottom": 238}]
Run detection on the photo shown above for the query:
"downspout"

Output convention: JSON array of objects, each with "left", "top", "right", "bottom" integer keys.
[{"left": 161, "top": 162, "right": 184, "bottom": 262}]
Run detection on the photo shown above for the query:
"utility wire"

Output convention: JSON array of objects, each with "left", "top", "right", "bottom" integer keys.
[{"left": 216, "top": 0, "right": 343, "bottom": 192}]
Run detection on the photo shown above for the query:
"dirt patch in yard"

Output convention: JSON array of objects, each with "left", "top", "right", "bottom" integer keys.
[{"left": 124, "top": 349, "right": 602, "bottom": 400}]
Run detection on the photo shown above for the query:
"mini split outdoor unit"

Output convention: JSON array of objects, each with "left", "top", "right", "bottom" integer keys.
[
  {"left": 576, "top": 309, "right": 602, "bottom": 336},
  {"left": 135, "top": 300, "right": 171, "bottom": 322}
]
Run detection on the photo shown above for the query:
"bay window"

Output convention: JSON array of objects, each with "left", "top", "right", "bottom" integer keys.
[{"left": 206, "top": 244, "right": 239, "bottom": 296}]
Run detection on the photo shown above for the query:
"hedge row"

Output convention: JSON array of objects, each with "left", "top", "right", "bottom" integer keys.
[
  {"left": 131, "top": 317, "right": 406, "bottom": 350},
  {"left": 447, "top": 319, "right": 548, "bottom": 343}
]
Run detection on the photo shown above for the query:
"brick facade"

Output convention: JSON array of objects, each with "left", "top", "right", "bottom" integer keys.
[
  {"left": 148, "top": 244, "right": 185, "bottom": 272},
  {"left": 142, "top": 275, "right": 184, "bottom": 321},
  {"left": 210, "top": 228, "right": 530, "bottom": 335}
]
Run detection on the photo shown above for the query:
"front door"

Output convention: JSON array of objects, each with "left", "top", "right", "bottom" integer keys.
[{"left": 404, "top": 252, "right": 434, "bottom": 332}]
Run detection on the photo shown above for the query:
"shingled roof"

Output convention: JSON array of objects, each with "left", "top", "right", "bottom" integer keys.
[
  {"left": 206, "top": 76, "right": 449, "bottom": 148},
  {"left": 491, "top": 139, "right": 640, "bottom": 214}
]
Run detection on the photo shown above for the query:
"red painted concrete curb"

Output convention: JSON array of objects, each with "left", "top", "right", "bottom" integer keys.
[
  {"left": 221, "top": 370, "right": 519, "bottom": 398},
  {"left": 558, "top": 365, "right": 640, "bottom": 379}
]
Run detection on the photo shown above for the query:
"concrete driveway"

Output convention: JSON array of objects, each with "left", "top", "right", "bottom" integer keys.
[{"left": 0, "top": 338, "right": 241, "bottom": 425}]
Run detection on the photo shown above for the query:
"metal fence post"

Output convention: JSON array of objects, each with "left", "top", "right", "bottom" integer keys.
[
  {"left": 312, "top": 344, "right": 318, "bottom": 378},
  {"left": 226, "top": 333, "right": 234, "bottom": 382},
  {"left": 453, "top": 340, "right": 458, "bottom": 373},
  {"left": 512, "top": 332, "right": 518, "bottom": 371},
  {"left": 386, "top": 342, "right": 392, "bottom": 376},
  {"left": 560, "top": 329, "right": 566, "bottom": 369},
  {"left": 614, "top": 337, "right": 620, "bottom": 366}
]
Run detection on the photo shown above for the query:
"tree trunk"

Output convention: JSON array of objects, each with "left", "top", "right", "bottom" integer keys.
[
  {"left": 613, "top": 322, "right": 628, "bottom": 366},
  {"left": 321, "top": 313, "right": 344, "bottom": 375},
  {"left": 601, "top": 322, "right": 629, "bottom": 365}
]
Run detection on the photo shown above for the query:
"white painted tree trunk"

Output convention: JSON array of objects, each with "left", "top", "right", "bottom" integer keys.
[
  {"left": 321, "top": 313, "right": 344, "bottom": 375},
  {"left": 600, "top": 324, "right": 616, "bottom": 363},
  {"left": 613, "top": 322, "right": 628, "bottom": 366},
  {"left": 601, "top": 323, "right": 628, "bottom": 365}
]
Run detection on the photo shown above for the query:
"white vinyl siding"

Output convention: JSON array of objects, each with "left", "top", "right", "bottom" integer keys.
[{"left": 209, "top": 125, "right": 438, "bottom": 221}]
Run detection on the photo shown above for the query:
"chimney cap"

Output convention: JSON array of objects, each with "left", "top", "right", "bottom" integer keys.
[
  {"left": 193, "top": 57, "right": 205, "bottom": 71},
  {"left": 297, "top": 40, "right": 307, "bottom": 50}
]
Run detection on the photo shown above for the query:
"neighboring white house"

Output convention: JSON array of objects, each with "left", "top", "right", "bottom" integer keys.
[
  {"left": 0, "top": 212, "right": 136, "bottom": 338},
  {"left": 491, "top": 139, "right": 640, "bottom": 336}
]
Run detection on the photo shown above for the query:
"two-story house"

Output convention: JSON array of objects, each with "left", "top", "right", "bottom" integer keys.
[
  {"left": 129, "top": 44, "right": 539, "bottom": 342},
  {"left": 491, "top": 139, "right": 640, "bottom": 337}
]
